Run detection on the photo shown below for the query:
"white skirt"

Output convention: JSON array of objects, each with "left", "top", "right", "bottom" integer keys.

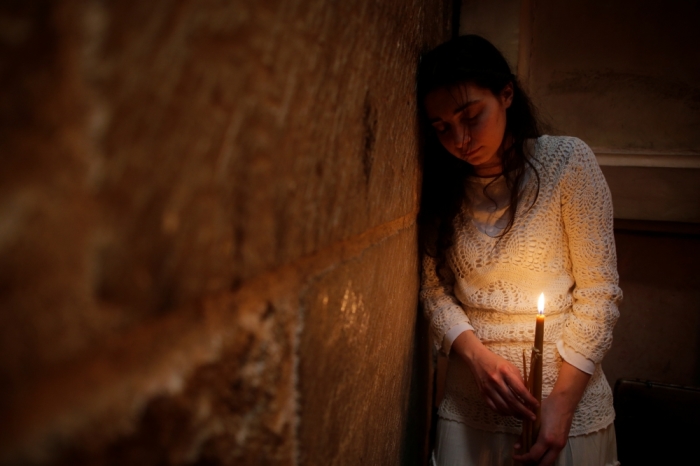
[{"left": 431, "top": 417, "right": 620, "bottom": 466}]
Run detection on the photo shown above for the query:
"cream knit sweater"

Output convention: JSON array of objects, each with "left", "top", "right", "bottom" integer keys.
[{"left": 420, "top": 135, "right": 623, "bottom": 436}]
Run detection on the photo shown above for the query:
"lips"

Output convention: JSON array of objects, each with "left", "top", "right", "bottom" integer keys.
[{"left": 461, "top": 146, "right": 480, "bottom": 159}]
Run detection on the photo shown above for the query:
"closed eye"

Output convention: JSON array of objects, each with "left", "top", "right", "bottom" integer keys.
[
  {"left": 461, "top": 111, "right": 480, "bottom": 123},
  {"left": 432, "top": 122, "right": 449, "bottom": 134}
]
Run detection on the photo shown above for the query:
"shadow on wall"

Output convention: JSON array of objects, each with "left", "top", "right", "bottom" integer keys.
[{"left": 606, "top": 223, "right": 700, "bottom": 389}]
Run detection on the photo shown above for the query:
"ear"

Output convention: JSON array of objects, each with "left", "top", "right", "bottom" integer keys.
[{"left": 500, "top": 83, "right": 514, "bottom": 109}]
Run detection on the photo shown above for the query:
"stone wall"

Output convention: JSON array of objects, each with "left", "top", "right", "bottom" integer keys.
[{"left": 0, "top": 1, "right": 452, "bottom": 464}]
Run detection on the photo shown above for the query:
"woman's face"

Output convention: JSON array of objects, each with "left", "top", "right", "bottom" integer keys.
[{"left": 424, "top": 82, "right": 513, "bottom": 177}]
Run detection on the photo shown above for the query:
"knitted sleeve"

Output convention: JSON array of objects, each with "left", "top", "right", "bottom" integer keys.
[
  {"left": 420, "top": 253, "right": 474, "bottom": 353},
  {"left": 559, "top": 139, "right": 623, "bottom": 364}
]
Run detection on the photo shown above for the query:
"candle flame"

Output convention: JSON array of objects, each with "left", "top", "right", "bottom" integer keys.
[{"left": 537, "top": 292, "right": 545, "bottom": 315}]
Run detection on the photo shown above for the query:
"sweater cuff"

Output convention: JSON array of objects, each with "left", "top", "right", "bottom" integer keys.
[
  {"left": 442, "top": 322, "right": 475, "bottom": 355},
  {"left": 556, "top": 340, "right": 595, "bottom": 375}
]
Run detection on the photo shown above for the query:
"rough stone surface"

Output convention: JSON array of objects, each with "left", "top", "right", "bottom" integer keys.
[
  {"left": 54, "top": 295, "right": 300, "bottom": 466},
  {"left": 527, "top": 0, "right": 700, "bottom": 151},
  {"left": 0, "top": 0, "right": 451, "bottom": 464},
  {"left": 299, "top": 228, "right": 420, "bottom": 466}
]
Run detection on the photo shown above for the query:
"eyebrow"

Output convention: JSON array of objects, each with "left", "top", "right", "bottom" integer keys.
[{"left": 428, "top": 100, "right": 480, "bottom": 123}]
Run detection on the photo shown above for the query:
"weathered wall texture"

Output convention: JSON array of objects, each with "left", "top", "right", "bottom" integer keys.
[
  {"left": 459, "top": 0, "right": 520, "bottom": 72},
  {"left": 0, "top": 1, "right": 451, "bottom": 464},
  {"left": 523, "top": 0, "right": 700, "bottom": 224},
  {"left": 525, "top": 1, "right": 700, "bottom": 151}
]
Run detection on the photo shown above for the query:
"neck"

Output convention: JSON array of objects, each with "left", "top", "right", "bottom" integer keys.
[
  {"left": 473, "top": 134, "right": 514, "bottom": 177},
  {"left": 473, "top": 165, "right": 503, "bottom": 177}
]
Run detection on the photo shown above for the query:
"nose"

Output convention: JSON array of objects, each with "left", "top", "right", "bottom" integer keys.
[{"left": 453, "top": 124, "right": 470, "bottom": 149}]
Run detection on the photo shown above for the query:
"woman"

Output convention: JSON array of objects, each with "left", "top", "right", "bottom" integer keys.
[{"left": 418, "top": 35, "right": 622, "bottom": 466}]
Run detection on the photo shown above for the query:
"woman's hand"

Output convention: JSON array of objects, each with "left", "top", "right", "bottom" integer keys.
[
  {"left": 512, "top": 362, "right": 591, "bottom": 465},
  {"left": 512, "top": 391, "right": 574, "bottom": 465},
  {"left": 452, "top": 331, "right": 538, "bottom": 420}
]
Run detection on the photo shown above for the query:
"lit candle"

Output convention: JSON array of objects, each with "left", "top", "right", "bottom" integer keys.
[
  {"left": 521, "top": 293, "right": 546, "bottom": 453},
  {"left": 533, "top": 293, "right": 545, "bottom": 434}
]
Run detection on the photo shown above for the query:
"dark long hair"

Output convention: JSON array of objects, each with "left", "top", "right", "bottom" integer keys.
[{"left": 417, "top": 35, "right": 542, "bottom": 270}]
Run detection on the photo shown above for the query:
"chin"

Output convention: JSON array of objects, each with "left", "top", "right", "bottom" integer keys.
[
  {"left": 465, "top": 154, "right": 487, "bottom": 167},
  {"left": 454, "top": 148, "right": 481, "bottom": 164}
]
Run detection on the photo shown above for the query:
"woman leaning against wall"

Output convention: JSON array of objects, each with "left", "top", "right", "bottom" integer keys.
[{"left": 418, "top": 35, "right": 622, "bottom": 466}]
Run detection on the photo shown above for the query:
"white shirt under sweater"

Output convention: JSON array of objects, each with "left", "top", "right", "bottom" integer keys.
[{"left": 421, "top": 135, "right": 623, "bottom": 436}]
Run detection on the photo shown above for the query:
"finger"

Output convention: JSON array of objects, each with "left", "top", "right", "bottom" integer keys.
[
  {"left": 485, "top": 397, "right": 499, "bottom": 413},
  {"left": 485, "top": 398, "right": 512, "bottom": 417},
  {"left": 486, "top": 389, "right": 513, "bottom": 416},
  {"left": 501, "top": 385, "right": 535, "bottom": 420},
  {"left": 503, "top": 369, "right": 539, "bottom": 408},
  {"left": 481, "top": 381, "right": 514, "bottom": 416},
  {"left": 492, "top": 377, "right": 535, "bottom": 420},
  {"left": 513, "top": 439, "right": 548, "bottom": 464},
  {"left": 512, "top": 442, "right": 527, "bottom": 459},
  {"left": 538, "top": 449, "right": 560, "bottom": 466}
]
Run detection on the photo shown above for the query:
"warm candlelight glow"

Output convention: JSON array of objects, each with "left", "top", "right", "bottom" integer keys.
[{"left": 522, "top": 291, "right": 546, "bottom": 452}]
